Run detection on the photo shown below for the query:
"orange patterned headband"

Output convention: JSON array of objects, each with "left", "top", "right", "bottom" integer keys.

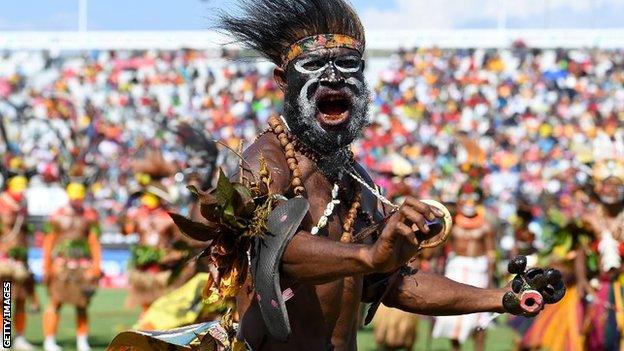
[{"left": 282, "top": 34, "right": 364, "bottom": 68}]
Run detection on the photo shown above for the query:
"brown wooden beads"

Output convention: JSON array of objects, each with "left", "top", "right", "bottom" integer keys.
[
  {"left": 341, "top": 186, "right": 362, "bottom": 243},
  {"left": 268, "top": 115, "right": 306, "bottom": 197},
  {"left": 268, "top": 115, "right": 361, "bottom": 240}
]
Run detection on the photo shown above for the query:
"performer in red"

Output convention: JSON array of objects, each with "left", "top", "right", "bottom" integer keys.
[
  {"left": 122, "top": 150, "right": 190, "bottom": 316},
  {"left": 43, "top": 183, "right": 101, "bottom": 351},
  {"left": 0, "top": 175, "right": 35, "bottom": 351}
]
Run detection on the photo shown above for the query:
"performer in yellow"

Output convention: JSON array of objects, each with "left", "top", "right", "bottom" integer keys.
[
  {"left": 0, "top": 175, "right": 36, "bottom": 351},
  {"left": 42, "top": 183, "right": 101, "bottom": 351},
  {"left": 122, "top": 150, "right": 191, "bottom": 316}
]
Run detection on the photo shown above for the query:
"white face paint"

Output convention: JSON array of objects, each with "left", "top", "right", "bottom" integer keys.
[
  {"left": 460, "top": 205, "right": 477, "bottom": 217},
  {"left": 282, "top": 48, "right": 370, "bottom": 158},
  {"left": 294, "top": 54, "right": 362, "bottom": 75},
  {"left": 297, "top": 77, "right": 320, "bottom": 120}
]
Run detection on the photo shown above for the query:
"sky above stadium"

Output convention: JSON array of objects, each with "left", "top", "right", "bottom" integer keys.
[{"left": 1, "top": 0, "right": 623, "bottom": 31}]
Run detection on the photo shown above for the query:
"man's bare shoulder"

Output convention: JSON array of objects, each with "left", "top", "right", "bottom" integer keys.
[{"left": 241, "top": 132, "right": 290, "bottom": 194}]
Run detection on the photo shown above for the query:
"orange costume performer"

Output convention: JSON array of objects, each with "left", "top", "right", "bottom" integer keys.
[
  {"left": 432, "top": 182, "right": 495, "bottom": 351},
  {"left": 122, "top": 150, "right": 190, "bottom": 315},
  {"left": 0, "top": 175, "right": 36, "bottom": 351},
  {"left": 42, "top": 183, "right": 101, "bottom": 351}
]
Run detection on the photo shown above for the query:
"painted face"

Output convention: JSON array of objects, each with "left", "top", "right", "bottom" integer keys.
[
  {"left": 597, "top": 177, "right": 624, "bottom": 205},
  {"left": 458, "top": 192, "right": 481, "bottom": 217},
  {"left": 281, "top": 47, "right": 370, "bottom": 156}
]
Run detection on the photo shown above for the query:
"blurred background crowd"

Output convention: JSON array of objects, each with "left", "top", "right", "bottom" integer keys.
[
  {"left": 1, "top": 44, "right": 624, "bottom": 350},
  {"left": 1, "top": 44, "right": 622, "bottom": 249}
]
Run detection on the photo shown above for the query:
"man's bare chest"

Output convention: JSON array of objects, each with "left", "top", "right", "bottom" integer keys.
[{"left": 57, "top": 215, "right": 91, "bottom": 239}]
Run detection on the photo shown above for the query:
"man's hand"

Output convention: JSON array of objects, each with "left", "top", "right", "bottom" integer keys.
[
  {"left": 365, "top": 197, "right": 445, "bottom": 273},
  {"left": 503, "top": 256, "right": 566, "bottom": 317}
]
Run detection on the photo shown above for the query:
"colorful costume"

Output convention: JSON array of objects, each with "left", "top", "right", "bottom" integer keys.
[
  {"left": 124, "top": 150, "right": 192, "bottom": 313},
  {"left": 108, "top": 0, "right": 565, "bottom": 349},
  {"left": 583, "top": 159, "right": 624, "bottom": 350},
  {"left": 124, "top": 203, "right": 183, "bottom": 309},
  {"left": 0, "top": 176, "right": 36, "bottom": 351},
  {"left": 584, "top": 222, "right": 624, "bottom": 350},
  {"left": 42, "top": 183, "right": 101, "bottom": 351},
  {"left": 512, "top": 157, "right": 624, "bottom": 351},
  {"left": 432, "top": 184, "right": 494, "bottom": 345}
]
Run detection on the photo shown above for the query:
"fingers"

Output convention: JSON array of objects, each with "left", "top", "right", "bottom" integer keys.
[
  {"left": 400, "top": 197, "right": 447, "bottom": 236},
  {"left": 402, "top": 206, "right": 430, "bottom": 234},
  {"left": 396, "top": 222, "right": 420, "bottom": 247},
  {"left": 403, "top": 197, "right": 440, "bottom": 221}
]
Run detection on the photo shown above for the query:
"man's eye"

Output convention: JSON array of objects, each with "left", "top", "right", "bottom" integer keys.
[
  {"left": 302, "top": 60, "right": 326, "bottom": 71},
  {"left": 335, "top": 58, "right": 361, "bottom": 70}
]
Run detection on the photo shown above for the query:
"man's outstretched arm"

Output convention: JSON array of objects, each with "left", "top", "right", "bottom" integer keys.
[
  {"left": 282, "top": 197, "right": 444, "bottom": 285},
  {"left": 382, "top": 270, "right": 506, "bottom": 315}
]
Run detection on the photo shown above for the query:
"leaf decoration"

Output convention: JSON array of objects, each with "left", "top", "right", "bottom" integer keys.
[
  {"left": 187, "top": 185, "right": 217, "bottom": 205},
  {"left": 233, "top": 184, "right": 256, "bottom": 217},
  {"left": 170, "top": 148, "right": 278, "bottom": 303},
  {"left": 168, "top": 213, "right": 219, "bottom": 242},
  {"left": 216, "top": 169, "right": 235, "bottom": 211},
  {"left": 258, "top": 154, "right": 272, "bottom": 193}
]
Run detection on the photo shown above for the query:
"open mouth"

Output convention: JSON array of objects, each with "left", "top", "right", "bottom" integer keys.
[{"left": 316, "top": 91, "right": 351, "bottom": 127}]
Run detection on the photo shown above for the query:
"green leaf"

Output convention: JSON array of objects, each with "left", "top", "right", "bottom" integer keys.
[
  {"left": 222, "top": 209, "right": 246, "bottom": 230},
  {"left": 216, "top": 169, "right": 235, "bottom": 211},
  {"left": 233, "top": 184, "right": 256, "bottom": 217}
]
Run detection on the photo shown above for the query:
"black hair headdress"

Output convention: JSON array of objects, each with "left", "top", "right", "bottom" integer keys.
[{"left": 217, "top": 0, "right": 366, "bottom": 66}]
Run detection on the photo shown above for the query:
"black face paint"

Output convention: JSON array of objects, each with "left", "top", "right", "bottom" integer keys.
[
  {"left": 282, "top": 47, "right": 370, "bottom": 180},
  {"left": 281, "top": 48, "right": 370, "bottom": 180}
]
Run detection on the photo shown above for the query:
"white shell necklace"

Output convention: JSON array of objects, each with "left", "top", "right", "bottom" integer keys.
[
  {"left": 311, "top": 183, "right": 341, "bottom": 235},
  {"left": 310, "top": 166, "right": 398, "bottom": 236}
]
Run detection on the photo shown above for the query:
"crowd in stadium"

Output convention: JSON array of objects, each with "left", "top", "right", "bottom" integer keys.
[
  {"left": 0, "top": 44, "right": 623, "bottom": 350},
  {"left": 1, "top": 46, "right": 623, "bottom": 243}
]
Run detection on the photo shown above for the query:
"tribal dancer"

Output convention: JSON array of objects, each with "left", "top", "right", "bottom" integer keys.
[
  {"left": 0, "top": 174, "right": 35, "bottom": 351},
  {"left": 510, "top": 193, "right": 586, "bottom": 351},
  {"left": 110, "top": 1, "right": 564, "bottom": 350},
  {"left": 432, "top": 183, "right": 495, "bottom": 351},
  {"left": 122, "top": 151, "right": 191, "bottom": 316},
  {"left": 43, "top": 183, "right": 101, "bottom": 351},
  {"left": 578, "top": 159, "right": 624, "bottom": 350}
]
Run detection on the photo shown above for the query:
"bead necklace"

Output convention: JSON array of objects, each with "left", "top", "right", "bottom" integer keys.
[
  {"left": 267, "top": 115, "right": 361, "bottom": 242},
  {"left": 311, "top": 183, "right": 340, "bottom": 235}
]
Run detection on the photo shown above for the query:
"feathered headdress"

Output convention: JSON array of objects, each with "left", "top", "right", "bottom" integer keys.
[{"left": 217, "top": 0, "right": 366, "bottom": 67}]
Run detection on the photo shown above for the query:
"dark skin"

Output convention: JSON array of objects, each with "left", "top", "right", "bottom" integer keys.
[{"left": 235, "top": 47, "right": 531, "bottom": 351}]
